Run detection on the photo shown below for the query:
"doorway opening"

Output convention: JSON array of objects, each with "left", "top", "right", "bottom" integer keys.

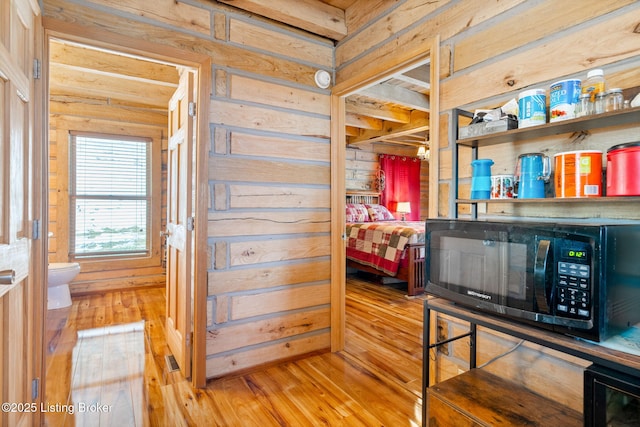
[
  {"left": 47, "top": 38, "right": 180, "bottom": 294},
  {"left": 43, "top": 29, "right": 209, "bottom": 399},
  {"left": 330, "top": 36, "right": 440, "bottom": 350}
]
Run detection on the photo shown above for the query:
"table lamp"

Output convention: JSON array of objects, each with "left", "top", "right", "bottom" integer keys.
[{"left": 396, "top": 202, "right": 411, "bottom": 221}]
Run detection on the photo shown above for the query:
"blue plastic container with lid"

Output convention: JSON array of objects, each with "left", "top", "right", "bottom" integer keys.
[{"left": 471, "top": 159, "right": 494, "bottom": 199}]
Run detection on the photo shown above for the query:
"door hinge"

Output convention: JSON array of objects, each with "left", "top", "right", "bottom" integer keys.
[
  {"left": 32, "top": 378, "right": 39, "bottom": 400},
  {"left": 188, "top": 102, "right": 196, "bottom": 117},
  {"left": 32, "top": 219, "right": 40, "bottom": 240},
  {"left": 187, "top": 216, "right": 195, "bottom": 231},
  {"left": 33, "top": 59, "right": 41, "bottom": 80}
]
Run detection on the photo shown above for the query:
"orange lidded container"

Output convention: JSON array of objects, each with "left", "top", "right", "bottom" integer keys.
[{"left": 554, "top": 150, "right": 603, "bottom": 198}]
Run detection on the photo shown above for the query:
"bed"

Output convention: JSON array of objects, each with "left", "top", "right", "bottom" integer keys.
[{"left": 345, "top": 192, "right": 426, "bottom": 296}]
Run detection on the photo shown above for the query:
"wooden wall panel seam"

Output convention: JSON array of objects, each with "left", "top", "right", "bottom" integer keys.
[
  {"left": 335, "top": 0, "right": 447, "bottom": 68},
  {"left": 450, "top": 0, "right": 636, "bottom": 73},
  {"left": 344, "top": 0, "right": 404, "bottom": 39},
  {"left": 206, "top": 328, "right": 331, "bottom": 357},
  {"left": 207, "top": 259, "right": 332, "bottom": 293},
  {"left": 228, "top": 17, "right": 333, "bottom": 68},
  {"left": 335, "top": 0, "right": 523, "bottom": 83},
  {"left": 204, "top": 332, "right": 331, "bottom": 378},
  {"left": 85, "top": 0, "right": 213, "bottom": 36},
  {"left": 212, "top": 93, "right": 331, "bottom": 120}
]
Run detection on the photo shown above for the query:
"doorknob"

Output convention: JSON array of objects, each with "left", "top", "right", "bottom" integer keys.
[
  {"left": 0, "top": 270, "right": 15, "bottom": 285},
  {"left": 160, "top": 230, "right": 171, "bottom": 238}
]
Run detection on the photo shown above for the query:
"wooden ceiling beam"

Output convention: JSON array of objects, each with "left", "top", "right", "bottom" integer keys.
[
  {"left": 348, "top": 126, "right": 429, "bottom": 145},
  {"left": 50, "top": 41, "right": 179, "bottom": 85},
  {"left": 345, "top": 126, "right": 360, "bottom": 137},
  {"left": 358, "top": 82, "right": 430, "bottom": 112},
  {"left": 396, "top": 135, "right": 428, "bottom": 143},
  {"left": 394, "top": 65, "right": 431, "bottom": 91},
  {"left": 217, "top": 0, "right": 347, "bottom": 40},
  {"left": 49, "top": 64, "right": 175, "bottom": 109},
  {"left": 50, "top": 97, "right": 169, "bottom": 124},
  {"left": 348, "top": 114, "right": 429, "bottom": 145},
  {"left": 345, "top": 97, "right": 411, "bottom": 123},
  {"left": 374, "top": 139, "right": 426, "bottom": 147},
  {"left": 345, "top": 112, "right": 383, "bottom": 130}
]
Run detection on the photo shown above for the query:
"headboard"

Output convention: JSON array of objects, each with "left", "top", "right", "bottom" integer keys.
[{"left": 346, "top": 190, "right": 381, "bottom": 204}]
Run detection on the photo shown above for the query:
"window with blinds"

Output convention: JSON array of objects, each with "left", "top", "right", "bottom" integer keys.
[{"left": 70, "top": 133, "right": 152, "bottom": 258}]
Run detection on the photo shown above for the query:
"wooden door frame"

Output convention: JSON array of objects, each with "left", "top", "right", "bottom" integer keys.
[
  {"left": 329, "top": 35, "right": 440, "bottom": 350},
  {"left": 41, "top": 19, "right": 211, "bottom": 388},
  {"left": 34, "top": 13, "right": 46, "bottom": 425}
]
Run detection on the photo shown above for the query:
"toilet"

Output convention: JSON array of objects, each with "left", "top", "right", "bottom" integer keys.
[{"left": 47, "top": 263, "right": 80, "bottom": 310}]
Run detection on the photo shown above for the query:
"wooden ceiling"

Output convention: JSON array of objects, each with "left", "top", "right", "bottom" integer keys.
[
  {"left": 216, "top": 0, "right": 431, "bottom": 150},
  {"left": 344, "top": 63, "right": 430, "bottom": 148}
]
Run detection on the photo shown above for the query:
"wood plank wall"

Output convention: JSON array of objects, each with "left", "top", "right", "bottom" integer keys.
[
  {"left": 43, "top": 0, "right": 335, "bottom": 378},
  {"left": 335, "top": 0, "right": 640, "bottom": 413},
  {"left": 206, "top": 13, "right": 334, "bottom": 378}
]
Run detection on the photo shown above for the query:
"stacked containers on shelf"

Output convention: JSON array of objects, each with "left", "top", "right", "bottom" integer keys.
[{"left": 495, "top": 69, "right": 628, "bottom": 199}]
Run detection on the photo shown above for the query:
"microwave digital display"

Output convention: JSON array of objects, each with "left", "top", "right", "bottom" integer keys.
[{"left": 563, "top": 249, "right": 587, "bottom": 260}]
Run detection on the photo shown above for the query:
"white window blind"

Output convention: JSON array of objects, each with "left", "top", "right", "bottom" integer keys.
[{"left": 70, "top": 133, "right": 151, "bottom": 258}]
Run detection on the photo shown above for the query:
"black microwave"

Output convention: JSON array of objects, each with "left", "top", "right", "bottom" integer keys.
[{"left": 425, "top": 219, "right": 640, "bottom": 341}]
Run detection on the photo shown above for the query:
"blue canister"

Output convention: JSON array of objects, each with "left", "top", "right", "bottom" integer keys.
[
  {"left": 549, "top": 79, "right": 581, "bottom": 122},
  {"left": 518, "top": 88, "right": 547, "bottom": 128},
  {"left": 515, "top": 153, "right": 550, "bottom": 199},
  {"left": 471, "top": 159, "right": 494, "bottom": 199}
]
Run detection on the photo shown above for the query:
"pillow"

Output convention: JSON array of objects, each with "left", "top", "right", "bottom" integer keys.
[
  {"left": 345, "top": 203, "right": 370, "bottom": 222},
  {"left": 366, "top": 204, "right": 396, "bottom": 221}
]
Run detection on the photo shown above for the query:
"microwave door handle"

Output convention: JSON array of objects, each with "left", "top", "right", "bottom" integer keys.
[{"left": 534, "top": 239, "right": 551, "bottom": 313}]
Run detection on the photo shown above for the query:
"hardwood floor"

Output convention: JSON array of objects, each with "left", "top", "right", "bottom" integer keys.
[{"left": 44, "top": 275, "right": 424, "bottom": 426}]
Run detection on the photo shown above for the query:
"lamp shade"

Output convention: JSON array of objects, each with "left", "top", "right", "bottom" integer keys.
[
  {"left": 417, "top": 146, "right": 430, "bottom": 161},
  {"left": 396, "top": 202, "right": 411, "bottom": 213}
]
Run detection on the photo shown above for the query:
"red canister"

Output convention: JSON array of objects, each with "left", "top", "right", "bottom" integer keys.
[{"left": 607, "top": 142, "right": 640, "bottom": 196}]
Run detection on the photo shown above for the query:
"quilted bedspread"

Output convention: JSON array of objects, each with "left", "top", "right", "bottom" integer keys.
[{"left": 346, "top": 221, "right": 425, "bottom": 276}]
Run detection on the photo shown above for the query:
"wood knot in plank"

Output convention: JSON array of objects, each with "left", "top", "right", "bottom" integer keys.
[{"left": 242, "top": 249, "right": 255, "bottom": 257}]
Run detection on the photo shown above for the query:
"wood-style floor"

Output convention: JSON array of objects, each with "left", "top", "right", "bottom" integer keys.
[{"left": 44, "top": 275, "right": 424, "bottom": 426}]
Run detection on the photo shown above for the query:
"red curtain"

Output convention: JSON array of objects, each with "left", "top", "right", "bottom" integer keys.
[{"left": 379, "top": 154, "right": 421, "bottom": 221}]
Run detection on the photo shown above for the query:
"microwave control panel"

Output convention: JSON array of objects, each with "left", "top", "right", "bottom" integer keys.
[{"left": 555, "top": 244, "right": 591, "bottom": 318}]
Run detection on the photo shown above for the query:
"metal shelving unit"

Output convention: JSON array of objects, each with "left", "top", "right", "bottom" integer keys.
[{"left": 451, "top": 106, "right": 640, "bottom": 219}]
